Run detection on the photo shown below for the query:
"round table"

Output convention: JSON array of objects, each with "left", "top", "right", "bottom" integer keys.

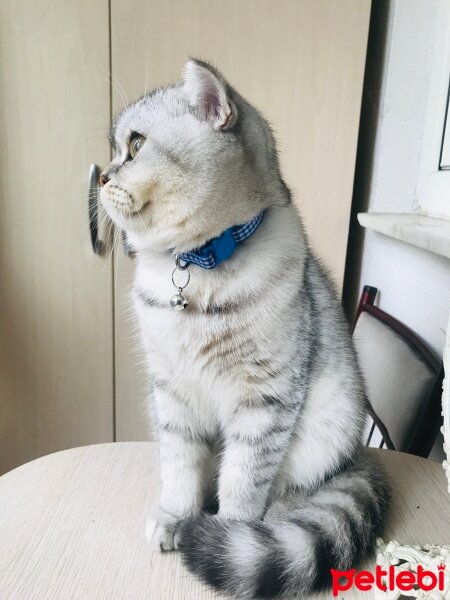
[{"left": 0, "top": 444, "right": 449, "bottom": 600}]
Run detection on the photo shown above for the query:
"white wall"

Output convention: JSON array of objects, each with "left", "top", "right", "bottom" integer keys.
[
  {"left": 356, "top": 0, "right": 450, "bottom": 359},
  {"left": 357, "top": 232, "right": 450, "bottom": 358}
]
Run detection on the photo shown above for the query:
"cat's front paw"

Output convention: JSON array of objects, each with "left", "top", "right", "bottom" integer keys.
[{"left": 145, "top": 512, "right": 181, "bottom": 552}]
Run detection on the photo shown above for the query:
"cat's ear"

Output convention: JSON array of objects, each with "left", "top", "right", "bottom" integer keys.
[{"left": 182, "top": 59, "right": 237, "bottom": 131}]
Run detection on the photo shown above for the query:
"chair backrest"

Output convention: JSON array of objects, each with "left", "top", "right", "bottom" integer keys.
[{"left": 352, "top": 285, "right": 443, "bottom": 457}]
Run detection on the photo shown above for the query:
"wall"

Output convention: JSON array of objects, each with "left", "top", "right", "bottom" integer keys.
[{"left": 345, "top": 0, "right": 450, "bottom": 459}]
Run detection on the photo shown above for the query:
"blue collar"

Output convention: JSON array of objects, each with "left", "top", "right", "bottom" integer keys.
[{"left": 177, "top": 212, "right": 264, "bottom": 269}]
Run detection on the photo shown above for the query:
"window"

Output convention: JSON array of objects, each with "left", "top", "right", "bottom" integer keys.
[
  {"left": 440, "top": 80, "right": 450, "bottom": 170},
  {"left": 417, "top": 0, "right": 450, "bottom": 218}
]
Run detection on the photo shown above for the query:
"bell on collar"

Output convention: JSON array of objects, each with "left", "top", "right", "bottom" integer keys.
[{"left": 170, "top": 288, "right": 189, "bottom": 311}]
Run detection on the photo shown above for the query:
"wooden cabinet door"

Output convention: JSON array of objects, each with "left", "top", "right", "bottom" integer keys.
[
  {"left": 0, "top": 0, "right": 114, "bottom": 473},
  {"left": 110, "top": 0, "right": 371, "bottom": 441}
]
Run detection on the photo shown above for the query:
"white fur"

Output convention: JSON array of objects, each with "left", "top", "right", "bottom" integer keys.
[{"left": 99, "top": 62, "right": 385, "bottom": 595}]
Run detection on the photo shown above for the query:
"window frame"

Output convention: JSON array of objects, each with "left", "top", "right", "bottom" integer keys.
[{"left": 416, "top": 0, "right": 450, "bottom": 218}]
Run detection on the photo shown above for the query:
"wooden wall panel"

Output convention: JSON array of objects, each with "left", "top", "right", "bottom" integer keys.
[{"left": 0, "top": 0, "right": 113, "bottom": 473}]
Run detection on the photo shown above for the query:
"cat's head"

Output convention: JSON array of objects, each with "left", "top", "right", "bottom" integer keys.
[{"left": 100, "top": 59, "right": 288, "bottom": 253}]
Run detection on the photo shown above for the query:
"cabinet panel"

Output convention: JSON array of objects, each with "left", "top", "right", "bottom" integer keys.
[
  {"left": 111, "top": 0, "right": 370, "bottom": 440},
  {"left": 0, "top": 0, "right": 113, "bottom": 473}
]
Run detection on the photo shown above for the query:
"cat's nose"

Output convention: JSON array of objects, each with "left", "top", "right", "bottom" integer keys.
[{"left": 99, "top": 172, "right": 109, "bottom": 187}]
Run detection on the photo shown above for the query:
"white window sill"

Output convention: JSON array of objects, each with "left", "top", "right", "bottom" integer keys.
[{"left": 357, "top": 212, "right": 450, "bottom": 259}]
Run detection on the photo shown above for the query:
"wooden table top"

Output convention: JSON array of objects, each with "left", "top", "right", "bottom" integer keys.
[{"left": 0, "top": 443, "right": 449, "bottom": 600}]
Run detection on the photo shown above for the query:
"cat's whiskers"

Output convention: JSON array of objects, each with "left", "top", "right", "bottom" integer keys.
[
  {"left": 71, "top": 194, "right": 111, "bottom": 227},
  {"left": 109, "top": 73, "right": 129, "bottom": 109},
  {"left": 101, "top": 218, "right": 120, "bottom": 273},
  {"left": 144, "top": 53, "right": 150, "bottom": 95},
  {"left": 136, "top": 208, "right": 148, "bottom": 232},
  {"left": 99, "top": 72, "right": 128, "bottom": 111},
  {"left": 113, "top": 216, "right": 129, "bottom": 298},
  {"left": 82, "top": 132, "right": 113, "bottom": 143},
  {"left": 72, "top": 212, "right": 113, "bottom": 248}
]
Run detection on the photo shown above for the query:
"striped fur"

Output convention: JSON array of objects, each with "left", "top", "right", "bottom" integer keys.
[
  {"left": 177, "top": 452, "right": 389, "bottom": 598},
  {"left": 100, "top": 59, "right": 390, "bottom": 598}
]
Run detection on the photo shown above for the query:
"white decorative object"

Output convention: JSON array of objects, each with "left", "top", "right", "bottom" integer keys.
[
  {"left": 443, "top": 311, "right": 450, "bottom": 493},
  {"left": 375, "top": 314, "right": 450, "bottom": 598},
  {"left": 375, "top": 539, "right": 450, "bottom": 599}
]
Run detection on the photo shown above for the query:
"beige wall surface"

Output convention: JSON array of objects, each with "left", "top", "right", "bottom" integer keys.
[{"left": 0, "top": 0, "right": 114, "bottom": 473}]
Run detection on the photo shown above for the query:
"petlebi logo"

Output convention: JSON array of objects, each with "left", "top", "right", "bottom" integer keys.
[{"left": 331, "top": 564, "right": 446, "bottom": 596}]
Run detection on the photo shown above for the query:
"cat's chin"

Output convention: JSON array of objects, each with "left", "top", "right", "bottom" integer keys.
[
  {"left": 103, "top": 204, "right": 151, "bottom": 236},
  {"left": 115, "top": 199, "right": 150, "bottom": 217},
  {"left": 101, "top": 195, "right": 152, "bottom": 233},
  {"left": 101, "top": 184, "right": 151, "bottom": 221}
]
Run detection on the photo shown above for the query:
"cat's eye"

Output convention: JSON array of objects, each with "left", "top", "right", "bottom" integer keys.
[{"left": 129, "top": 134, "right": 146, "bottom": 159}]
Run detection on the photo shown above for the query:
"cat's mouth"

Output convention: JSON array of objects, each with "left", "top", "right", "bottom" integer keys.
[{"left": 102, "top": 184, "right": 149, "bottom": 216}]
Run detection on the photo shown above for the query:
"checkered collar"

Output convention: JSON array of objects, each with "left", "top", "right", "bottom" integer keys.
[{"left": 177, "top": 212, "right": 264, "bottom": 269}]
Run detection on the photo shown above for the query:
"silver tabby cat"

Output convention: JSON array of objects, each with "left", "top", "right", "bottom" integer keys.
[{"left": 100, "top": 59, "right": 389, "bottom": 599}]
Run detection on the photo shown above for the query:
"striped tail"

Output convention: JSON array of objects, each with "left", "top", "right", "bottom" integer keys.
[{"left": 176, "top": 455, "right": 390, "bottom": 599}]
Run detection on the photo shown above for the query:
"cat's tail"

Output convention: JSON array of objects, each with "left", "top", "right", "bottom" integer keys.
[{"left": 176, "top": 454, "right": 390, "bottom": 599}]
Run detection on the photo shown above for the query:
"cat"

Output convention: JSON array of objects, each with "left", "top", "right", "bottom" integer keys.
[{"left": 100, "top": 59, "right": 390, "bottom": 599}]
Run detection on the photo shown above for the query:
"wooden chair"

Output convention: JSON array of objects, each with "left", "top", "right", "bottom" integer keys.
[{"left": 352, "top": 285, "right": 444, "bottom": 458}]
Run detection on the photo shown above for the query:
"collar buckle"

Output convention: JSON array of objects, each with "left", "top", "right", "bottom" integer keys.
[{"left": 207, "top": 228, "right": 236, "bottom": 265}]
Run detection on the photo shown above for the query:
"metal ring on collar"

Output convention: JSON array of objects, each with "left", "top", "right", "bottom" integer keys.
[
  {"left": 172, "top": 266, "right": 190, "bottom": 290},
  {"left": 175, "top": 254, "right": 190, "bottom": 270}
]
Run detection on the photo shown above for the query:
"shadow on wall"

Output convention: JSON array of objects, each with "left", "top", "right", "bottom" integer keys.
[{"left": 343, "top": 0, "right": 391, "bottom": 320}]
